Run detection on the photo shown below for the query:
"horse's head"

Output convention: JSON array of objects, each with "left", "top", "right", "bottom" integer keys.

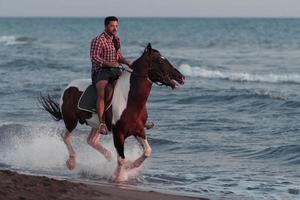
[{"left": 144, "top": 43, "right": 185, "bottom": 89}]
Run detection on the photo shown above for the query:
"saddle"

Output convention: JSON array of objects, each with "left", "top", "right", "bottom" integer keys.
[{"left": 78, "top": 82, "right": 116, "bottom": 113}]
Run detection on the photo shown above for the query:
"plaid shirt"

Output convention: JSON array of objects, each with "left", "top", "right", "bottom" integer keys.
[{"left": 90, "top": 31, "right": 124, "bottom": 73}]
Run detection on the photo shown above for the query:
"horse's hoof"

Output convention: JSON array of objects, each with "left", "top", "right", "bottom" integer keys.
[
  {"left": 112, "top": 173, "right": 128, "bottom": 182},
  {"left": 112, "top": 176, "right": 121, "bottom": 183},
  {"left": 104, "top": 150, "right": 112, "bottom": 162},
  {"left": 66, "top": 157, "right": 76, "bottom": 170},
  {"left": 144, "top": 148, "right": 152, "bottom": 157}
]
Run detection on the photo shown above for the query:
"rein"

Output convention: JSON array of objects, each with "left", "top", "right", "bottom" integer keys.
[{"left": 119, "top": 64, "right": 153, "bottom": 84}]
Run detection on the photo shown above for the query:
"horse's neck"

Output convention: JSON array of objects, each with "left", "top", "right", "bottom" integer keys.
[
  {"left": 132, "top": 54, "right": 149, "bottom": 76},
  {"left": 129, "top": 55, "right": 152, "bottom": 109},
  {"left": 111, "top": 57, "right": 151, "bottom": 125}
]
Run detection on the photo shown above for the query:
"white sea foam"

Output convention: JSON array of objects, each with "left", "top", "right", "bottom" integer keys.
[
  {"left": 0, "top": 36, "right": 17, "bottom": 45},
  {"left": 0, "top": 35, "right": 32, "bottom": 45},
  {"left": 179, "top": 64, "right": 300, "bottom": 84}
]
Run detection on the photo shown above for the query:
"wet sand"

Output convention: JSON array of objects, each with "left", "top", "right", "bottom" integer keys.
[{"left": 0, "top": 170, "right": 208, "bottom": 200}]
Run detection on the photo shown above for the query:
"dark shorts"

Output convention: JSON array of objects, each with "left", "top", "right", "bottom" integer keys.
[{"left": 92, "top": 67, "right": 122, "bottom": 85}]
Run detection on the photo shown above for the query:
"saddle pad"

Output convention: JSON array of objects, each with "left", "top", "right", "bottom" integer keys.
[{"left": 78, "top": 85, "right": 97, "bottom": 113}]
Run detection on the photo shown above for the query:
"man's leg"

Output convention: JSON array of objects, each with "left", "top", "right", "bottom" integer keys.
[{"left": 96, "top": 80, "right": 109, "bottom": 134}]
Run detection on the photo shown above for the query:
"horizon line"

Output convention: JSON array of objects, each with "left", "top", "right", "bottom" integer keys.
[{"left": 1, "top": 16, "right": 300, "bottom": 19}]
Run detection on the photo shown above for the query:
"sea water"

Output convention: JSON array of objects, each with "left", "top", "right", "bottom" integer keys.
[{"left": 1, "top": 17, "right": 300, "bottom": 200}]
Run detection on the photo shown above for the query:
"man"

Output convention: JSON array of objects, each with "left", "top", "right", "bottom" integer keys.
[{"left": 90, "top": 16, "right": 132, "bottom": 135}]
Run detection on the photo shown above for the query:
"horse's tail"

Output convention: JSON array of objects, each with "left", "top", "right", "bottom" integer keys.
[{"left": 38, "top": 94, "right": 62, "bottom": 121}]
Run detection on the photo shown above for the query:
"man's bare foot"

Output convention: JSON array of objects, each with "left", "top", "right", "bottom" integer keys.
[{"left": 98, "top": 123, "right": 108, "bottom": 135}]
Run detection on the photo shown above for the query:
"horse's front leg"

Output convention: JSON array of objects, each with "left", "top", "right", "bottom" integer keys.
[
  {"left": 113, "top": 132, "right": 126, "bottom": 182},
  {"left": 62, "top": 129, "right": 76, "bottom": 170},
  {"left": 125, "top": 134, "right": 152, "bottom": 170},
  {"left": 87, "top": 128, "right": 112, "bottom": 161}
]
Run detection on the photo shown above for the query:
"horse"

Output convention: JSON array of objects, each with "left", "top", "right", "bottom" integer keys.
[{"left": 38, "top": 43, "right": 185, "bottom": 181}]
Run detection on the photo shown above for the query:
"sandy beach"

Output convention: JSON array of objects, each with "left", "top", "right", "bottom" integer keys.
[{"left": 0, "top": 170, "right": 208, "bottom": 200}]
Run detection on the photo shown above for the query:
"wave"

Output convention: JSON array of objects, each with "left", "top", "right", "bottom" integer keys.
[
  {"left": 245, "top": 145, "right": 300, "bottom": 164},
  {"left": 148, "top": 137, "right": 178, "bottom": 146},
  {"left": 179, "top": 64, "right": 300, "bottom": 84},
  {"left": 175, "top": 89, "right": 287, "bottom": 106},
  {"left": 281, "top": 100, "right": 300, "bottom": 108},
  {"left": 0, "top": 35, "right": 35, "bottom": 45}
]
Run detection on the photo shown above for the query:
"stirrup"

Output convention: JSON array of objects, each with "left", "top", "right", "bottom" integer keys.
[{"left": 98, "top": 123, "right": 108, "bottom": 135}]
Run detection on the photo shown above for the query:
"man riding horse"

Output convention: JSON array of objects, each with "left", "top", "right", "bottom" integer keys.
[
  {"left": 38, "top": 17, "right": 185, "bottom": 180},
  {"left": 90, "top": 16, "right": 131, "bottom": 135},
  {"left": 90, "top": 16, "right": 153, "bottom": 135}
]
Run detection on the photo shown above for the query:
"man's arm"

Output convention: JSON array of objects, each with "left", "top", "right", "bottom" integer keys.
[
  {"left": 116, "top": 39, "right": 133, "bottom": 68},
  {"left": 117, "top": 48, "right": 133, "bottom": 68}
]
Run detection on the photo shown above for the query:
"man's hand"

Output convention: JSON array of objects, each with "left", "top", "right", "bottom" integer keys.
[
  {"left": 118, "top": 58, "right": 133, "bottom": 68},
  {"left": 127, "top": 60, "right": 133, "bottom": 67},
  {"left": 110, "top": 62, "right": 120, "bottom": 68}
]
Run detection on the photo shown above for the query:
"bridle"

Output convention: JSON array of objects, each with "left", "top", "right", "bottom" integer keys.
[{"left": 119, "top": 54, "right": 171, "bottom": 86}]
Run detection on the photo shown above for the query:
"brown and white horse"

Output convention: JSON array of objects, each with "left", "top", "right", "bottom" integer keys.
[{"left": 39, "top": 43, "right": 185, "bottom": 181}]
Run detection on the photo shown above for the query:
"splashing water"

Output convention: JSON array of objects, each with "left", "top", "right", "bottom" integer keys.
[{"left": 0, "top": 123, "right": 145, "bottom": 182}]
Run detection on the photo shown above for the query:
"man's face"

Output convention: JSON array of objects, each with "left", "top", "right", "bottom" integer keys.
[{"left": 105, "top": 21, "right": 118, "bottom": 36}]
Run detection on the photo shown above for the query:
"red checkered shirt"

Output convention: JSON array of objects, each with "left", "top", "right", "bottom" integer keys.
[{"left": 90, "top": 31, "right": 124, "bottom": 73}]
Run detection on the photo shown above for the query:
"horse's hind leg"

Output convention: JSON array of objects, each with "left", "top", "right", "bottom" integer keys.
[
  {"left": 87, "top": 128, "right": 112, "bottom": 161},
  {"left": 61, "top": 86, "right": 81, "bottom": 170},
  {"left": 61, "top": 103, "right": 78, "bottom": 170},
  {"left": 62, "top": 129, "right": 77, "bottom": 170}
]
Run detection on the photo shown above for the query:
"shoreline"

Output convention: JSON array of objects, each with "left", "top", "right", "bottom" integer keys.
[{"left": 0, "top": 170, "right": 209, "bottom": 200}]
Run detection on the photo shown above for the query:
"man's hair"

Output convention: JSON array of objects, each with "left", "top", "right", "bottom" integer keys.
[{"left": 104, "top": 16, "right": 118, "bottom": 26}]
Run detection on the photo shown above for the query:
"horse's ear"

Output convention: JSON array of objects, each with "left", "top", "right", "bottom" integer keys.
[{"left": 145, "top": 43, "right": 152, "bottom": 55}]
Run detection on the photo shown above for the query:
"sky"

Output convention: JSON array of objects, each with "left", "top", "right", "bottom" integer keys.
[{"left": 0, "top": 0, "right": 299, "bottom": 17}]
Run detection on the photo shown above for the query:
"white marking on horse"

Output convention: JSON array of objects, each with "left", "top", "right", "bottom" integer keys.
[
  {"left": 69, "top": 79, "right": 91, "bottom": 91},
  {"left": 111, "top": 71, "right": 131, "bottom": 125},
  {"left": 85, "top": 113, "right": 100, "bottom": 128},
  {"left": 137, "top": 136, "right": 152, "bottom": 157},
  {"left": 59, "top": 79, "right": 91, "bottom": 119}
]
